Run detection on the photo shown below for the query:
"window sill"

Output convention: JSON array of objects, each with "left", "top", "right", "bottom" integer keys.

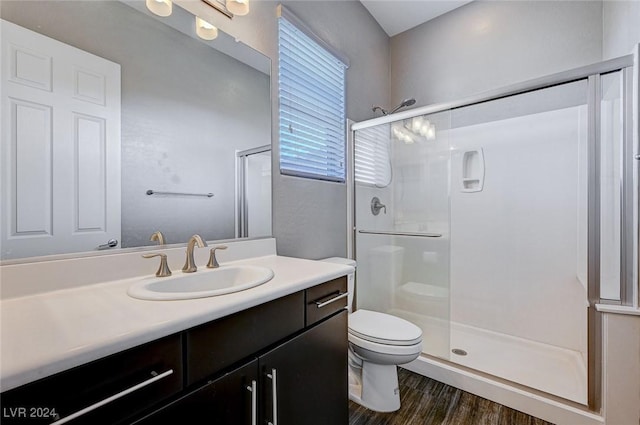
[{"left": 595, "top": 304, "right": 640, "bottom": 316}]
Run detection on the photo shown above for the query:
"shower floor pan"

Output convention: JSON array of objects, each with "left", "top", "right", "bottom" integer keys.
[{"left": 390, "top": 309, "right": 588, "bottom": 405}]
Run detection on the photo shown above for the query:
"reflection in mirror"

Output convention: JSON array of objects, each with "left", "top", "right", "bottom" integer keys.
[{"left": 0, "top": 0, "right": 271, "bottom": 261}]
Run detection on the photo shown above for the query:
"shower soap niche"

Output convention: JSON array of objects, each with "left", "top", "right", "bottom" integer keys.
[{"left": 461, "top": 148, "right": 485, "bottom": 192}]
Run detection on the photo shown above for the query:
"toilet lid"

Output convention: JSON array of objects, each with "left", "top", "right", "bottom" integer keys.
[{"left": 348, "top": 309, "right": 422, "bottom": 346}]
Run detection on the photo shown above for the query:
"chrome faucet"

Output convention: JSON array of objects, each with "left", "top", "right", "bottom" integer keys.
[
  {"left": 150, "top": 230, "right": 166, "bottom": 245},
  {"left": 183, "top": 235, "right": 207, "bottom": 273}
]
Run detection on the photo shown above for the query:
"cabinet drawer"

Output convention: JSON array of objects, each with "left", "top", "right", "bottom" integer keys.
[
  {"left": 1, "top": 334, "right": 182, "bottom": 425},
  {"left": 305, "top": 277, "right": 348, "bottom": 326},
  {"left": 186, "top": 291, "right": 304, "bottom": 386}
]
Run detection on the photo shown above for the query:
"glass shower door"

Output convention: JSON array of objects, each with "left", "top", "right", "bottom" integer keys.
[
  {"left": 448, "top": 80, "right": 589, "bottom": 404},
  {"left": 354, "top": 111, "right": 452, "bottom": 359},
  {"left": 352, "top": 63, "right": 633, "bottom": 409},
  {"left": 236, "top": 147, "right": 272, "bottom": 238}
]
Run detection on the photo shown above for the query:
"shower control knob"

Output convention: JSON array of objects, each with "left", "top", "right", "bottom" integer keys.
[
  {"left": 635, "top": 154, "right": 640, "bottom": 160},
  {"left": 371, "top": 197, "right": 387, "bottom": 216}
]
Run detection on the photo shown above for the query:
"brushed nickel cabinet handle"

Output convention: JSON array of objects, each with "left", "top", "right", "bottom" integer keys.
[
  {"left": 315, "top": 292, "right": 348, "bottom": 308},
  {"left": 246, "top": 380, "right": 257, "bottom": 425},
  {"left": 50, "top": 369, "right": 173, "bottom": 425},
  {"left": 266, "top": 368, "right": 278, "bottom": 425}
]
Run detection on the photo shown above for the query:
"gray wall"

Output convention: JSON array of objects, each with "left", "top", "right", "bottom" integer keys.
[
  {"left": 201, "top": 0, "right": 390, "bottom": 259},
  {"left": 1, "top": 1, "right": 270, "bottom": 249},
  {"left": 603, "top": 0, "right": 640, "bottom": 60},
  {"left": 272, "top": 1, "right": 390, "bottom": 259},
  {"left": 390, "top": 1, "right": 603, "bottom": 107},
  {"left": 1, "top": 0, "right": 390, "bottom": 260}
]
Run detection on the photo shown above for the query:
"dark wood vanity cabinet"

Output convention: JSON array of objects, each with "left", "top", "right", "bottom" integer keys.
[
  {"left": 134, "top": 359, "right": 260, "bottom": 425},
  {"left": 135, "top": 311, "right": 347, "bottom": 425},
  {"left": 0, "top": 334, "right": 183, "bottom": 425},
  {"left": 1, "top": 277, "right": 348, "bottom": 425}
]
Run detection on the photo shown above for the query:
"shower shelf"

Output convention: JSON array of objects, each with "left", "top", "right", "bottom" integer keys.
[{"left": 358, "top": 230, "right": 442, "bottom": 238}]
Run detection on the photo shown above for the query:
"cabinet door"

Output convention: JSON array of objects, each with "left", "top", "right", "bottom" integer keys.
[
  {"left": 134, "top": 360, "right": 258, "bottom": 425},
  {"left": 260, "top": 310, "right": 348, "bottom": 425}
]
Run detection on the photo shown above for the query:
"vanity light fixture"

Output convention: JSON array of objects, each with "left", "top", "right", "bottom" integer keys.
[
  {"left": 226, "top": 0, "right": 249, "bottom": 16},
  {"left": 146, "top": 0, "right": 172, "bottom": 17},
  {"left": 196, "top": 17, "right": 219, "bottom": 40}
]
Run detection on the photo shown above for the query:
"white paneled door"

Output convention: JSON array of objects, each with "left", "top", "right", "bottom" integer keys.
[{"left": 1, "top": 20, "right": 121, "bottom": 260}]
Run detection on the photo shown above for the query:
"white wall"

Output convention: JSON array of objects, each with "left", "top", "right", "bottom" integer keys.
[{"left": 390, "top": 1, "right": 603, "bottom": 107}]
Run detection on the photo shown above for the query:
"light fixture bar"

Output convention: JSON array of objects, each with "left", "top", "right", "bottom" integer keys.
[{"left": 202, "top": 0, "right": 233, "bottom": 19}]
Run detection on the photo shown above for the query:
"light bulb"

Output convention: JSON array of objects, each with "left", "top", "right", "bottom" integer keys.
[
  {"left": 411, "top": 116, "right": 423, "bottom": 133},
  {"left": 196, "top": 17, "right": 218, "bottom": 40},
  {"left": 426, "top": 123, "right": 436, "bottom": 140},
  {"left": 226, "top": 0, "right": 250, "bottom": 16},
  {"left": 146, "top": 0, "right": 172, "bottom": 17}
]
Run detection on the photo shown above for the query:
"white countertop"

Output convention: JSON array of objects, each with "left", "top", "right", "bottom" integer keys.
[{"left": 0, "top": 255, "right": 353, "bottom": 392}]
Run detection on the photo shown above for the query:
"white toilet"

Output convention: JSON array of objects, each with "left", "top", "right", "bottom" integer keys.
[{"left": 320, "top": 257, "right": 423, "bottom": 412}]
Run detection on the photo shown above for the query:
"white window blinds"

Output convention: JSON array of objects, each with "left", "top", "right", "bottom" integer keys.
[{"left": 278, "top": 9, "right": 347, "bottom": 182}]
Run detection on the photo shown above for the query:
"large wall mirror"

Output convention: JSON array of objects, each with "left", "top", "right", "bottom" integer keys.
[{"left": 0, "top": 0, "right": 272, "bottom": 262}]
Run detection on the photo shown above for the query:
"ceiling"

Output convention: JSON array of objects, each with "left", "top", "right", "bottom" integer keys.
[{"left": 360, "top": 0, "right": 474, "bottom": 37}]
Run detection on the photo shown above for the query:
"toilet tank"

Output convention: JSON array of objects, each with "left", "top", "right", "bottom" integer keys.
[{"left": 319, "top": 257, "right": 356, "bottom": 313}]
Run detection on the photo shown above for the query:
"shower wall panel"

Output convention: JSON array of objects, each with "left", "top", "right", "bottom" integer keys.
[{"left": 449, "top": 81, "right": 589, "bottom": 357}]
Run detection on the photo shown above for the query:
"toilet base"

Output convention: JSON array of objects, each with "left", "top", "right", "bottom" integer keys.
[{"left": 348, "top": 362, "right": 400, "bottom": 412}]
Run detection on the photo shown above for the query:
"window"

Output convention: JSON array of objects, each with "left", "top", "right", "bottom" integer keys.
[{"left": 278, "top": 7, "right": 348, "bottom": 182}]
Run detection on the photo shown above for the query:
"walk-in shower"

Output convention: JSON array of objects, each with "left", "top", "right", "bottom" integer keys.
[{"left": 349, "top": 56, "right": 636, "bottom": 412}]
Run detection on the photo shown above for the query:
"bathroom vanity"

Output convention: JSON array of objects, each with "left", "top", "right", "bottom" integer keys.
[{"left": 0, "top": 241, "right": 351, "bottom": 425}]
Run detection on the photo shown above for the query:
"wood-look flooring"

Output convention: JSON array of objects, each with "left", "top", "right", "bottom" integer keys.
[{"left": 349, "top": 368, "right": 554, "bottom": 425}]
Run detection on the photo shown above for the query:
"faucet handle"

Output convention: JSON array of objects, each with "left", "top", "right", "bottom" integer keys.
[
  {"left": 142, "top": 253, "right": 172, "bottom": 277},
  {"left": 207, "top": 245, "right": 228, "bottom": 269}
]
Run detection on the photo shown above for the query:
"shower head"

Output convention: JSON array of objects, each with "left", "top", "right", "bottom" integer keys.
[
  {"left": 389, "top": 98, "right": 416, "bottom": 114},
  {"left": 372, "top": 98, "right": 417, "bottom": 116}
]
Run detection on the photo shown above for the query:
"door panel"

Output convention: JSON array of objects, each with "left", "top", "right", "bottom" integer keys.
[{"left": 1, "top": 19, "right": 121, "bottom": 259}]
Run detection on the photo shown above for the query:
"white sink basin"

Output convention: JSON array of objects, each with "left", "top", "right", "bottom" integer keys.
[{"left": 127, "top": 265, "right": 274, "bottom": 300}]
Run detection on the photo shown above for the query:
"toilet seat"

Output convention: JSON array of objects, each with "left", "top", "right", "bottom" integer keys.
[
  {"left": 348, "top": 332, "right": 422, "bottom": 357},
  {"left": 348, "top": 309, "right": 422, "bottom": 346}
]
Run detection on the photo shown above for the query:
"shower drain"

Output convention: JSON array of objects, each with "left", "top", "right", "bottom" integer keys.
[{"left": 451, "top": 348, "right": 468, "bottom": 356}]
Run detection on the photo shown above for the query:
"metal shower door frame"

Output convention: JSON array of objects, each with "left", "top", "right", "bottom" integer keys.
[{"left": 348, "top": 54, "right": 637, "bottom": 412}]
